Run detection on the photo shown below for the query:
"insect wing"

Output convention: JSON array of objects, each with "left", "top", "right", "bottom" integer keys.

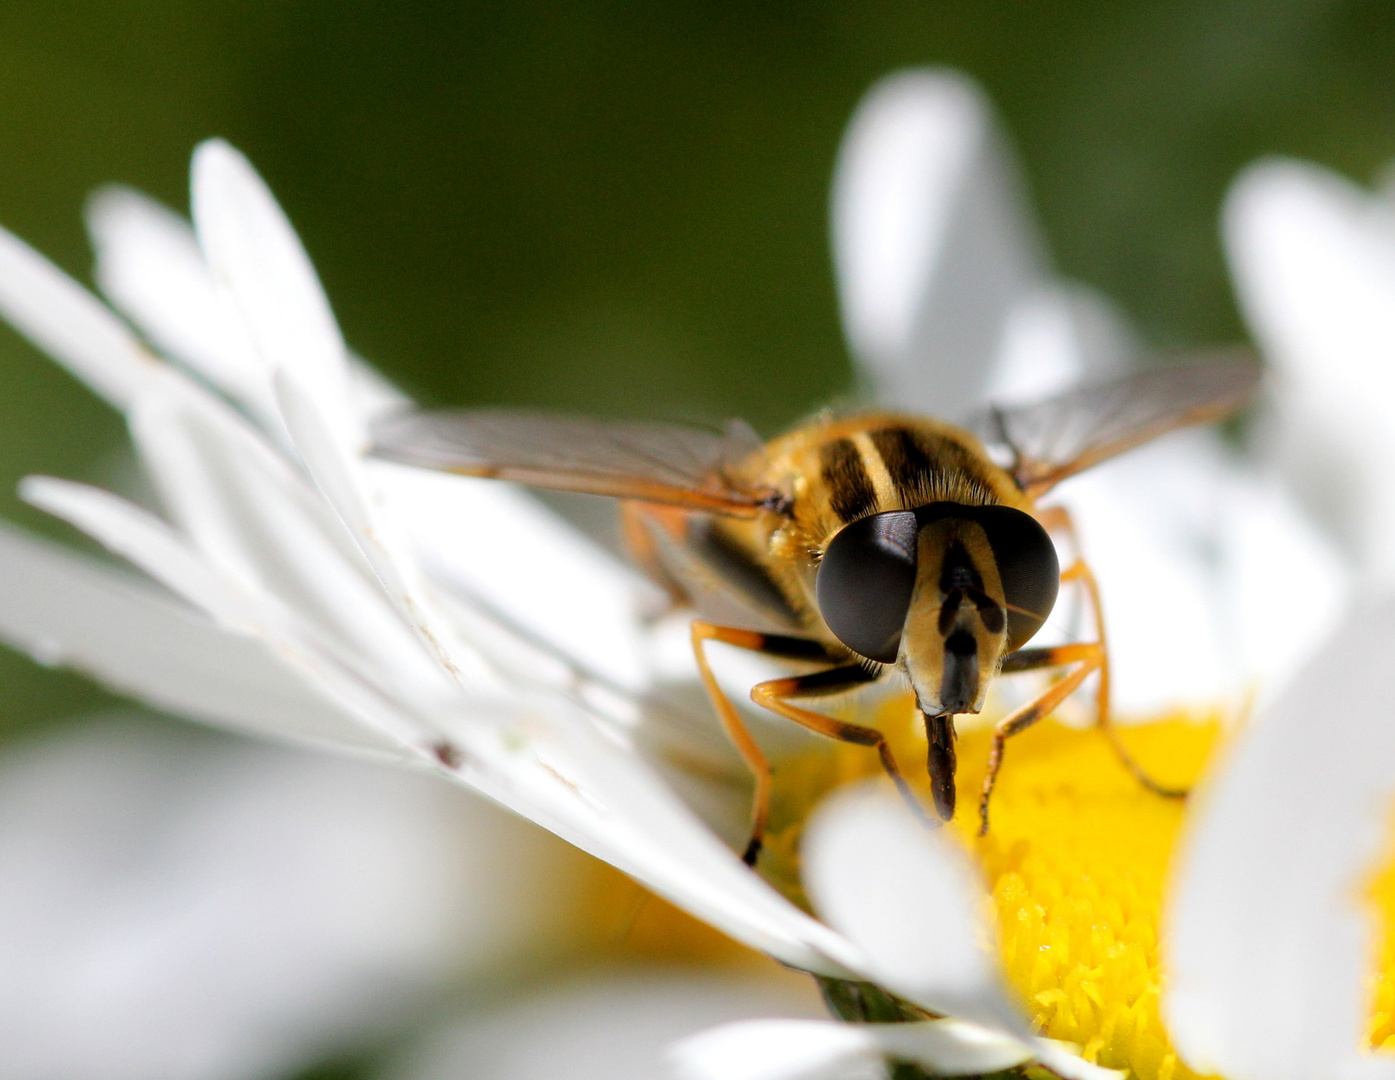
[
  {"left": 371, "top": 407, "right": 772, "bottom": 516},
  {"left": 970, "top": 355, "right": 1261, "bottom": 496}
]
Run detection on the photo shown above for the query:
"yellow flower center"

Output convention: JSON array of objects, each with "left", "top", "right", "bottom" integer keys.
[{"left": 763, "top": 693, "right": 1395, "bottom": 1080}]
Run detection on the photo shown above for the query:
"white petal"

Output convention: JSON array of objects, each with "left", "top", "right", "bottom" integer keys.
[
  {"left": 88, "top": 182, "right": 411, "bottom": 428},
  {"left": 128, "top": 390, "right": 463, "bottom": 713},
  {"left": 1213, "top": 469, "right": 1351, "bottom": 709},
  {"left": 1164, "top": 599, "right": 1395, "bottom": 1080},
  {"left": 21, "top": 475, "right": 438, "bottom": 751},
  {"left": 1047, "top": 429, "right": 1349, "bottom": 716},
  {"left": 1031, "top": 1043, "right": 1126, "bottom": 1080},
  {"left": 191, "top": 139, "right": 362, "bottom": 451},
  {"left": 801, "top": 785, "right": 1022, "bottom": 1033},
  {"left": 87, "top": 185, "right": 274, "bottom": 421},
  {"left": 987, "top": 282, "right": 1137, "bottom": 405},
  {"left": 832, "top": 68, "right": 1042, "bottom": 418},
  {"left": 671, "top": 1018, "right": 1032, "bottom": 1080},
  {"left": 381, "top": 970, "right": 823, "bottom": 1080},
  {"left": 0, "top": 221, "right": 163, "bottom": 410},
  {"left": 0, "top": 715, "right": 575, "bottom": 1080},
  {"left": 272, "top": 369, "right": 495, "bottom": 688},
  {"left": 17, "top": 477, "right": 852, "bottom": 972},
  {"left": 671, "top": 1019, "right": 886, "bottom": 1080},
  {"left": 349, "top": 353, "right": 412, "bottom": 421},
  {"left": 376, "top": 461, "right": 655, "bottom": 691},
  {"left": 0, "top": 521, "right": 406, "bottom": 760},
  {"left": 23, "top": 476, "right": 257, "bottom": 632},
  {"left": 1225, "top": 158, "right": 1395, "bottom": 585},
  {"left": 482, "top": 689, "right": 862, "bottom": 976}
]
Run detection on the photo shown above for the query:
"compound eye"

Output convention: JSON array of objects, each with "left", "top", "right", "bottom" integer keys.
[
  {"left": 973, "top": 506, "right": 1059, "bottom": 651},
  {"left": 815, "top": 510, "right": 918, "bottom": 663}
]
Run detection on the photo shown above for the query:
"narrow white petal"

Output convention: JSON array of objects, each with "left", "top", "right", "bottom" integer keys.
[
  {"left": 1164, "top": 600, "right": 1395, "bottom": 1080},
  {"left": 1031, "top": 1043, "right": 1126, "bottom": 1080},
  {"left": 128, "top": 390, "right": 464, "bottom": 713},
  {"left": 273, "top": 368, "right": 495, "bottom": 688},
  {"left": 87, "top": 185, "right": 274, "bottom": 420},
  {"left": 1225, "top": 158, "right": 1395, "bottom": 585},
  {"left": 482, "top": 690, "right": 863, "bottom": 975},
  {"left": 832, "top": 68, "right": 1042, "bottom": 418},
  {"left": 801, "top": 785, "right": 1023, "bottom": 1033},
  {"left": 88, "top": 182, "right": 411, "bottom": 428},
  {"left": 672, "top": 1017, "right": 1033, "bottom": 1080},
  {"left": 0, "top": 522, "right": 407, "bottom": 760},
  {"left": 23, "top": 476, "right": 255, "bottom": 631},
  {"left": 377, "top": 461, "right": 655, "bottom": 691},
  {"left": 0, "top": 222, "right": 163, "bottom": 409},
  {"left": 21, "top": 475, "right": 438, "bottom": 752},
  {"left": 191, "top": 139, "right": 362, "bottom": 451}
]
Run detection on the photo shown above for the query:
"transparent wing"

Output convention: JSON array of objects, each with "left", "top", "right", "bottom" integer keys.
[
  {"left": 371, "top": 407, "right": 775, "bottom": 516},
  {"left": 968, "top": 354, "right": 1261, "bottom": 497}
]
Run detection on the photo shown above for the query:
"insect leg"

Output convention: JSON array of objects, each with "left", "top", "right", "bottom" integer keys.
[
  {"left": 750, "top": 666, "right": 925, "bottom": 826},
  {"left": 1034, "top": 505, "right": 1190, "bottom": 802},
  {"left": 690, "top": 620, "right": 840, "bottom": 866},
  {"left": 1062, "top": 554, "right": 1190, "bottom": 801},
  {"left": 982, "top": 642, "right": 1101, "bottom": 835}
]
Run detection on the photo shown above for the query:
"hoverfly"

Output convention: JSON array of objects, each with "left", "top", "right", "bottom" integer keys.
[{"left": 373, "top": 359, "right": 1258, "bottom": 864}]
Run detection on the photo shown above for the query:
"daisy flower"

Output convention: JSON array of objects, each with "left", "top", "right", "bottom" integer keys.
[
  {"left": 0, "top": 64, "right": 1367, "bottom": 1080},
  {"left": 674, "top": 85, "right": 1395, "bottom": 1080}
]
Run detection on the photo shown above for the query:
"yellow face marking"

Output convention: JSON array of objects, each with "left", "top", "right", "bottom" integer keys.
[{"left": 901, "top": 517, "right": 1010, "bottom": 715}]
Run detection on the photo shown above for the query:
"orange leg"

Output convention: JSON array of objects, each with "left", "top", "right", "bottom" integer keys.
[
  {"left": 984, "top": 539, "right": 1189, "bottom": 835},
  {"left": 981, "top": 639, "right": 1103, "bottom": 835},
  {"left": 690, "top": 620, "right": 841, "bottom": 865},
  {"left": 751, "top": 666, "right": 923, "bottom": 824}
]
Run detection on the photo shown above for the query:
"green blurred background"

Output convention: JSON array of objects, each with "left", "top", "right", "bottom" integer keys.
[{"left": 1, "top": 0, "right": 1393, "bottom": 733}]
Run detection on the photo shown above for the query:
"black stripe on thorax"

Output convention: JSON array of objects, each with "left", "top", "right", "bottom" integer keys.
[
  {"left": 869, "top": 426, "right": 938, "bottom": 500},
  {"left": 820, "top": 437, "right": 878, "bottom": 522}
]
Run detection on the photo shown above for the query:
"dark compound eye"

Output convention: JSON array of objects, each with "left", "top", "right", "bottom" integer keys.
[
  {"left": 815, "top": 510, "right": 918, "bottom": 663},
  {"left": 971, "top": 505, "right": 1059, "bottom": 651}
]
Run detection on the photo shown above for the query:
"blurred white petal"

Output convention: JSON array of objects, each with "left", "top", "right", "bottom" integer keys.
[
  {"left": 21, "top": 474, "right": 441, "bottom": 750},
  {"left": 987, "top": 282, "right": 1137, "bottom": 405},
  {"left": 0, "top": 521, "right": 407, "bottom": 759},
  {"left": 89, "top": 183, "right": 412, "bottom": 427},
  {"left": 1165, "top": 600, "right": 1395, "bottom": 1080},
  {"left": 1053, "top": 430, "right": 1348, "bottom": 715},
  {"left": 671, "top": 1017, "right": 1031, "bottom": 1080},
  {"left": 1225, "top": 158, "right": 1395, "bottom": 586},
  {"left": 801, "top": 788, "right": 1119, "bottom": 1079},
  {"left": 0, "top": 715, "right": 585, "bottom": 1080},
  {"left": 673, "top": 1020, "right": 884, "bottom": 1080},
  {"left": 87, "top": 185, "right": 273, "bottom": 420},
  {"left": 380, "top": 970, "right": 823, "bottom": 1080},
  {"left": 0, "top": 222, "right": 162, "bottom": 410},
  {"left": 832, "top": 68, "right": 1042, "bottom": 418},
  {"left": 801, "top": 785, "right": 1020, "bottom": 1033}
]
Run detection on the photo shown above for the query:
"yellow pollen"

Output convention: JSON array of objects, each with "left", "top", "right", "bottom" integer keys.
[{"left": 761, "top": 694, "right": 1395, "bottom": 1079}]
